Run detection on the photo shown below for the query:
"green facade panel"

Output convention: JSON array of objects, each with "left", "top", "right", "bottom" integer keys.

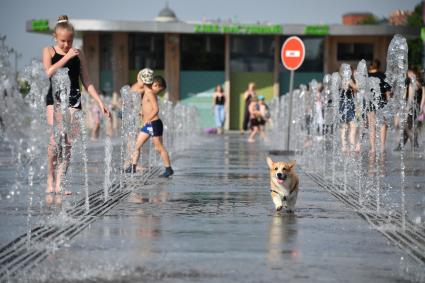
[
  {"left": 180, "top": 71, "right": 225, "bottom": 129},
  {"left": 279, "top": 70, "right": 324, "bottom": 95},
  {"left": 229, "top": 72, "right": 274, "bottom": 130},
  {"left": 100, "top": 70, "right": 113, "bottom": 94}
]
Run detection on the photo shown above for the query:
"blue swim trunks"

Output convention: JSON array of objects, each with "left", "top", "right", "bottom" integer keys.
[{"left": 140, "top": 119, "right": 164, "bottom": 137}]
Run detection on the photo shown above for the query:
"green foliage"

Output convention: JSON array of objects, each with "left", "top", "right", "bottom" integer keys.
[
  {"left": 407, "top": 2, "right": 423, "bottom": 27},
  {"left": 406, "top": 2, "right": 424, "bottom": 70},
  {"left": 408, "top": 39, "right": 422, "bottom": 70},
  {"left": 18, "top": 80, "right": 30, "bottom": 96},
  {"left": 358, "top": 15, "right": 379, "bottom": 25}
]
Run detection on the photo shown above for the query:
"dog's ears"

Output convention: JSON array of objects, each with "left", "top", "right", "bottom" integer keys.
[
  {"left": 288, "top": 160, "right": 296, "bottom": 170},
  {"left": 266, "top": 156, "right": 274, "bottom": 169}
]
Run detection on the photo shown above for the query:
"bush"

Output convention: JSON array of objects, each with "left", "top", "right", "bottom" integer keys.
[{"left": 18, "top": 80, "right": 30, "bottom": 96}]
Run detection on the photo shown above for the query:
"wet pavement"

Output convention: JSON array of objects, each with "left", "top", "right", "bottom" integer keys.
[{"left": 16, "top": 133, "right": 418, "bottom": 283}]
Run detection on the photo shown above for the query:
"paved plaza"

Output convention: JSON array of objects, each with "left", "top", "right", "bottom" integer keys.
[{"left": 1, "top": 134, "right": 423, "bottom": 282}]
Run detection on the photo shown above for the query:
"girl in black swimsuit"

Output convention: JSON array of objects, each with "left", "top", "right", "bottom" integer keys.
[{"left": 43, "top": 15, "right": 110, "bottom": 194}]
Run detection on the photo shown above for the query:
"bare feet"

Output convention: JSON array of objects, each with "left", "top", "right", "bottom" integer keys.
[
  {"left": 46, "top": 186, "right": 54, "bottom": 194},
  {"left": 247, "top": 138, "right": 255, "bottom": 143}
]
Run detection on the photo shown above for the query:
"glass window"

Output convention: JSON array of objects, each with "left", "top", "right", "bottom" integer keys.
[
  {"left": 129, "top": 33, "right": 164, "bottom": 70},
  {"left": 181, "top": 34, "right": 224, "bottom": 70},
  {"left": 337, "top": 43, "right": 374, "bottom": 61},
  {"left": 231, "top": 35, "right": 274, "bottom": 72}
]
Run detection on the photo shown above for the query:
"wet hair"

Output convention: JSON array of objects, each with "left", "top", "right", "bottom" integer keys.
[
  {"left": 54, "top": 15, "right": 74, "bottom": 35},
  {"left": 153, "top": 75, "right": 166, "bottom": 89}
]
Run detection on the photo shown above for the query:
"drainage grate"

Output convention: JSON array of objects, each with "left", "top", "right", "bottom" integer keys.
[
  {"left": 0, "top": 167, "right": 161, "bottom": 281},
  {"left": 302, "top": 169, "right": 425, "bottom": 266}
]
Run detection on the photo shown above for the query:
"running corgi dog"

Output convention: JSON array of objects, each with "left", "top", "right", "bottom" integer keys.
[{"left": 266, "top": 157, "right": 299, "bottom": 212}]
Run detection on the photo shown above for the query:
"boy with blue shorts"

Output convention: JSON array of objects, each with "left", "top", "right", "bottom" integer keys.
[{"left": 125, "top": 69, "right": 173, "bottom": 177}]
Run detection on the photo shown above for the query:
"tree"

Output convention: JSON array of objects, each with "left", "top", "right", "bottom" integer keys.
[
  {"left": 407, "top": 2, "right": 423, "bottom": 27},
  {"left": 358, "top": 15, "right": 379, "bottom": 25},
  {"left": 406, "top": 2, "right": 423, "bottom": 70}
]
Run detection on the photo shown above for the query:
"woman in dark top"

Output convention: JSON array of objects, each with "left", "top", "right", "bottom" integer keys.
[
  {"left": 212, "top": 84, "right": 226, "bottom": 134},
  {"left": 242, "top": 82, "right": 256, "bottom": 132},
  {"left": 43, "top": 15, "right": 110, "bottom": 194}
]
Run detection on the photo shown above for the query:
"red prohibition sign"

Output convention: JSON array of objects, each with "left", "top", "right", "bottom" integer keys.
[{"left": 281, "top": 36, "right": 305, "bottom": 71}]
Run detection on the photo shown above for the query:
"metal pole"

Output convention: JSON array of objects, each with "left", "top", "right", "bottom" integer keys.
[{"left": 286, "top": 70, "right": 294, "bottom": 150}]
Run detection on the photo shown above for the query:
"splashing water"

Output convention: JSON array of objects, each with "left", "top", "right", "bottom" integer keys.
[
  {"left": 266, "top": 35, "right": 423, "bottom": 275},
  {"left": 51, "top": 68, "right": 71, "bottom": 195},
  {"left": 330, "top": 72, "right": 341, "bottom": 185},
  {"left": 103, "top": 135, "right": 113, "bottom": 201},
  {"left": 386, "top": 34, "right": 408, "bottom": 230},
  {"left": 354, "top": 60, "right": 368, "bottom": 203}
]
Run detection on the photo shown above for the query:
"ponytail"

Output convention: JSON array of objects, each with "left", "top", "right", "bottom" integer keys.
[{"left": 54, "top": 15, "right": 74, "bottom": 34}]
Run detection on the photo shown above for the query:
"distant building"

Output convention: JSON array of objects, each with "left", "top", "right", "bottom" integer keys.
[
  {"left": 388, "top": 10, "right": 411, "bottom": 26},
  {"left": 342, "top": 13, "right": 374, "bottom": 25},
  {"left": 27, "top": 6, "right": 420, "bottom": 130}
]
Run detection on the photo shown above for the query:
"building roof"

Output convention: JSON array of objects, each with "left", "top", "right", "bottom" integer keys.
[
  {"left": 342, "top": 12, "right": 374, "bottom": 17},
  {"left": 26, "top": 18, "right": 420, "bottom": 38},
  {"left": 155, "top": 5, "right": 178, "bottom": 22}
]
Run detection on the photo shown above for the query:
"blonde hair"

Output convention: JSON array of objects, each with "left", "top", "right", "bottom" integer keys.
[
  {"left": 54, "top": 15, "right": 74, "bottom": 35},
  {"left": 248, "top": 82, "right": 256, "bottom": 90}
]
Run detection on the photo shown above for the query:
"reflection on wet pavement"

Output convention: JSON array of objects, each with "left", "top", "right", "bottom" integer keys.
[{"left": 25, "top": 134, "right": 418, "bottom": 282}]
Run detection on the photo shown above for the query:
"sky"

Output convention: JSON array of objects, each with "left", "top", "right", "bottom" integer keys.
[{"left": 0, "top": 0, "right": 421, "bottom": 71}]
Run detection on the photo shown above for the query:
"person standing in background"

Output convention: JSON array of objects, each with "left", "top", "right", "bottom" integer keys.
[
  {"left": 242, "top": 82, "right": 256, "bottom": 133},
  {"left": 212, "top": 84, "right": 226, "bottom": 134}
]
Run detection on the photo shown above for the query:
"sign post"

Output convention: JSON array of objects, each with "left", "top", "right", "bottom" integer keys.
[{"left": 281, "top": 36, "right": 305, "bottom": 151}]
